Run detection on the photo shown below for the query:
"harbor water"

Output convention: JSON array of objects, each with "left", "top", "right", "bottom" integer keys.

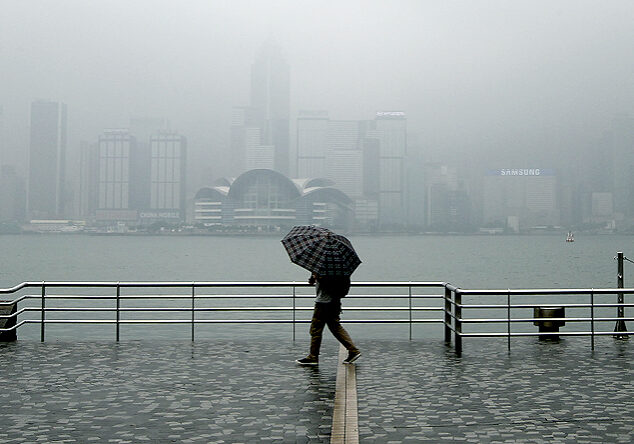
[{"left": 1, "top": 233, "right": 631, "bottom": 341}]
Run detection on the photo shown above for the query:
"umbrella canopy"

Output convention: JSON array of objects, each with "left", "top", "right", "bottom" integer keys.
[{"left": 281, "top": 225, "right": 361, "bottom": 276}]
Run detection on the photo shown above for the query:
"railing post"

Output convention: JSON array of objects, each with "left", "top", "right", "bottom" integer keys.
[
  {"left": 507, "top": 289, "right": 511, "bottom": 351},
  {"left": 191, "top": 283, "right": 195, "bottom": 342},
  {"left": 590, "top": 288, "right": 595, "bottom": 350},
  {"left": 292, "top": 283, "right": 296, "bottom": 341},
  {"left": 455, "top": 289, "right": 462, "bottom": 355},
  {"left": 614, "top": 252, "right": 628, "bottom": 339},
  {"left": 116, "top": 282, "right": 120, "bottom": 342},
  {"left": 40, "top": 282, "right": 45, "bottom": 342},
  {"left": 444, "top": 287, "right": 451, "bottom": 343},
  {"left": 408, "top": 283, "right": 412, "bottom": 340}
]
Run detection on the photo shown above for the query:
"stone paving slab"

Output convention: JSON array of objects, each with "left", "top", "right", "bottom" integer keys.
[
  {"left": 356, "top": 337, "right": 633, "bottom": 443},
  {"left": 0, "top": 337, "right": 632, "bottom": 443},
  {"left": 0, "top": 340, "right": 340, "bottom": 443}
]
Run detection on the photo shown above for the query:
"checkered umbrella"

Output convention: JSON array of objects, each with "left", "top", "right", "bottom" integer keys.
[{"left": 281, "top": 225, "right": 361, "bottom": 276}]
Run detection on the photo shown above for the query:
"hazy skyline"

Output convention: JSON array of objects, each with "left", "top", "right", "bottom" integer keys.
[{"left": 2, "top": 0, "right": 633, "bottom": 183}]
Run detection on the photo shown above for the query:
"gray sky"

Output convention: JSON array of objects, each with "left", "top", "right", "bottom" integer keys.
[{"left": 1, "top": 0, "right": 633, "bottom": 182}]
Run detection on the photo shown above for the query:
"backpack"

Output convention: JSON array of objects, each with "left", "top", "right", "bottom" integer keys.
[{"left": 318, "top": 275, "right": 351, "bottom": 298}]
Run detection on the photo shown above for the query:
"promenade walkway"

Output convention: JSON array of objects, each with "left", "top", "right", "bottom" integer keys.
[{"left": 0, "top": 337, "right": 631, "bottom": 443}]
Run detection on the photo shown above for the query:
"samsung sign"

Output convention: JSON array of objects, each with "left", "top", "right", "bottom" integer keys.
[{"left": 487, "top": 168, "right": 556, "bottom": 176}]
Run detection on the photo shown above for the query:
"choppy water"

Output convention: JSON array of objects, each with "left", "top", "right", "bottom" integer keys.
[
  {"left": 1, "top": 233, "right": 629, "bottom": 287},
  {"left": 1, "top": 233, "right": 631, "bottom": 340}
]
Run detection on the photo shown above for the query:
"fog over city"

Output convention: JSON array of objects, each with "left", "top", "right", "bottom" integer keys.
[{"left": 1, "top": 0, "right": 634, "bottom": 231}]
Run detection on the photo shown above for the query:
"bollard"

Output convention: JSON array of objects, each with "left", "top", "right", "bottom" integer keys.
[
  {"left": 0, "top": 301, "right": 17, "bottom": 341},
  {"left": 533, "top": 306, "right": 565, "bottom": 340}
]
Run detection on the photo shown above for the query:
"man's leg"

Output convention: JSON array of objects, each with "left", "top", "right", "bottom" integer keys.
[
  {"left": 326, "top": 317, "right": 359, "bottom": 354},
  {"left": 308, "top": 305, "right": 327, "bottom": 359},
  {"left": 324, "top": 302, "right": 359, "bottom": 353}
]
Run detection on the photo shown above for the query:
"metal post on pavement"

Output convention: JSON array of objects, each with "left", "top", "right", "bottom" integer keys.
[
  {"left": 191, "top": 283, "right": 195, "bottom": 342},
  {"left": 408, "top": 284, "right": 412, "bottom": 340},
  {"left": 292, "top": 284, "right": 296, "bottom": 341},
  {"left": 40, "top": 282, "right": 45, "bottom": 342},
  {"left": 455, "top": 289, "right": 462, "bottom": 355},
  {"left": 116, "top": 283, "right": 120, "bottom": 342},
  {"left": 614, "top": 252, "right": 628, "bottom": 339},
  {"left": 444, "top": 287, "right": 451, "bottom": 343}
]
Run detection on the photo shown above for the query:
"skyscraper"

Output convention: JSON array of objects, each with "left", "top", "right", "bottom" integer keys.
[
  {"left": 0, "top": 105, "right": 4, "bottom": 166},
  {"left": 230, "top": 106, "right": 261, "bottom": 176},
  {"left": 79, "top": 141, "right": 99, "bottom": 219},
  {"left": 610, "top": 115, "right": 634, "bottom": 222},
  {"left": 97, "top": 129, "right": 134, "bottom": 211},
  {"left": 28, "top": 100, "right": 67, "bottom": 219},
  {"left": 149, "top": 133, "right": 187, "bottom": 219},
  {"left": 296, "top": 110, "right": 329, "bottom": 178},
  {"left": 250, "top": 42, "right": 290, "bottom": 174},
  {"left": 374, "top": 111, "right": 407, "bottom": 226}
]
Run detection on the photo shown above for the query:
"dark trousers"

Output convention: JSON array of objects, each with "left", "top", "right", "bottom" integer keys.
[{"left": 308, "top": 301, "right": 358, "bottom": 358}]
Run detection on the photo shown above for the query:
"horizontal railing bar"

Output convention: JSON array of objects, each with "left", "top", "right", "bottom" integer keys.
[
  {"left": 19, "top": 294, "right": 444, "bottom": 300},
  {"left": 0, "top": 295, "right": 30, "bottom": 305},
  {"left": 460, "top": 316, "right": 634, "bottom": 323},
  {"left": 458, "top": 331, "right": 634, "bottom": 338},
  {"left": 0, "top": 320, "right": 29, "bottom": 332},
  {"left": 16, "top": 319, "right": 446, "bottom": 325},
  {"left": 0, "top": 282, "right": 29, "bottom": 294},
  {"left": 460, "top": 303, "right": 634, "bottom": 309},
  {"left": 457, "top": 288, "right": 634, "bottom": 296},
  {"left": 21, "top": 306, "right": 444, "bottom": 312},
  {"left": 0, "top": 307, "right": 30, "bottom": 318},
  {"left": 1, "top": 281, "right": 448, "bottom": 290},
  {"left": 455, "top": 302, "right": 633, "bottom": 310}
]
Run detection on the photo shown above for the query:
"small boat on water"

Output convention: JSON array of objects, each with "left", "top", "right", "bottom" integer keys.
[{"left": 566, "top": 231, "right": 575, "bottom": 242}]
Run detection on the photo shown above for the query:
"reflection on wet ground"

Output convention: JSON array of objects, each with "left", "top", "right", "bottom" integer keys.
[{"left": 0, "top": 337, "right": 632, "bottom": 443}]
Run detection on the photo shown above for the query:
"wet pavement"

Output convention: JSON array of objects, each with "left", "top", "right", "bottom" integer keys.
[{"left": 0, "top": 336, "right": 632, "bottom": 443}]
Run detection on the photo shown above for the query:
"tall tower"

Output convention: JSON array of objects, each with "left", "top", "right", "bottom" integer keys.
[
  {"left": 296, "top": 110, "right": 329, "bottom": 178},
  {"left": 97, "top": 129, "right": 134, "bottom": 211},
  {"left": 250, "top": 42, "right": 290, "bottom": 175},
  {"left": 149, "top": 133, "right": 187, "bottom": 219},
  {"left": 374, "top": 111, "right": 407, "bottom": 227},
  {"left": 28, "top": 100, "right": 67, "bottom": 219},
  {"left": 610, "top": 115, "right": 634, "bottom": 222}
]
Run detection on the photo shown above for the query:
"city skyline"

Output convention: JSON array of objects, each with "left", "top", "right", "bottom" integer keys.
[{"left": 1, "top": 1, "right": 634, "bottom": 231}]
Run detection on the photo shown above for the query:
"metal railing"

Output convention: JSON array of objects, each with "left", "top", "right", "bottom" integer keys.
[
  {"left": 444, "top": 286, "right": 633, "bottom": 353},
  {"left": 1, "top": 281, "right": 631, "bottom": 353},
  {"left": 0, "top": 281, "right": 446, "bottom": 342}
]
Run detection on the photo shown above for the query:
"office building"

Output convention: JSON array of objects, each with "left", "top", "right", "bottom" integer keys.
[
  {"left": 147, "top": 133, "right": 187, "bottom": 221},
  {"left": 97, "top": 130, "right": 134, "bottom": 211},
  {"left": 482, "top": 168, "right": 559, "bottom": 231},
  {"left": 296, "top": 110, "right": 329, "bottom": 178},
  {"left": 244, "top": 127, "right": 274, "bottom": 170},
  {"left": 0, "top": 165, "right": 26, "bottom": 222},
  {"left": 79, "top": 141, "right": 99, "bottom": 219},
  {"left": 423, "top": 163, "right": 471, "bottom": 231},
  {"left": 250, "top": 42, "right": 290, "bottom": 174},
  {"left": 326, "top": 150, "right": 363, "bottom": 199},
  {"left": 374, "top": 112, "right": 407, "bottom": 226},
  {"left": 28, "top": 100, "right": 67, "bottom": 219},
  {"left": 129, "top": 117, "right": 169, "bottom": 210},
  {"left": 609, "top": 116, "right": 634, "bottom": 223},
  {"left": 230, "top": 106, "right": 261, "bottom": 176}
]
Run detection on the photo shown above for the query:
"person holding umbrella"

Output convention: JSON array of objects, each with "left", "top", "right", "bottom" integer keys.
[{"left": 281, "top": 226, "right": 362, "bottom": 365}]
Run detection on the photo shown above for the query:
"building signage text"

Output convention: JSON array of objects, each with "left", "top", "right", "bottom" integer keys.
[{"left": 487, "top": 168, "right": 556, "bottom": 176}]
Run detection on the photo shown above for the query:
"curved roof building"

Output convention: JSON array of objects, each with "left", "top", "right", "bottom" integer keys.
[{"left": 194, "top": 169, "right": 353, "bottom": 229}]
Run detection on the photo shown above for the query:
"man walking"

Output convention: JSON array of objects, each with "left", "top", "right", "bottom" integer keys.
[{"left": 296, "top": 273, "right": 361, "bottom": 365}]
